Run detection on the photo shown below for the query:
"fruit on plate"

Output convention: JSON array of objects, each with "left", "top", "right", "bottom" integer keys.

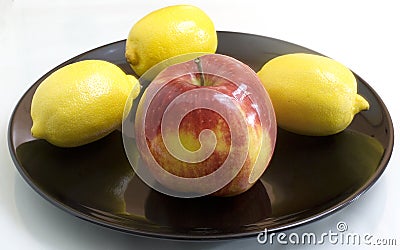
[
  {"left": 133, "top": 54, "right": 277, "bottom": 197},
  {"left": 31, "top": 60, "right": 140, "bottom": 147},
  {"left": 257, "top": 53, "right": 369, "bottom": 136},
  {"left": 125, "top": 5, "right": 218, "bottom": 76}
]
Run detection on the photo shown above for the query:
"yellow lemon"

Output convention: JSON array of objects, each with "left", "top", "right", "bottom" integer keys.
[
  {"left": 257, "top": 53, "right": 369, "bottom": 136},
  {"left": 31, "top": 60, "right": 140, "bottom": 147},
  {"left": 125, "top": 5, "right": 218, "bottom": 76}
]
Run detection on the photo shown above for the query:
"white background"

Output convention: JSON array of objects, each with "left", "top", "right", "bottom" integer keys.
[{"left": 1, "top": 0, "right": 399, "bottom": 249}]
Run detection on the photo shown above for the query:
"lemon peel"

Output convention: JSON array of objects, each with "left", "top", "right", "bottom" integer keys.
[
  {"left": 31, "top": 60, "right": 139, "bottom": 147},
  {"left": 257, "top": 53, "right": 369, "bottom": 136},
  {"left": 125, "top": 5, "right": 217, "bottom": 76}
]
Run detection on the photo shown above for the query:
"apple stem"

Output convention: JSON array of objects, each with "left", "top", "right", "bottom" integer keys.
[{"left": 194, "top": 57, "right": 205, "bottom": 86}]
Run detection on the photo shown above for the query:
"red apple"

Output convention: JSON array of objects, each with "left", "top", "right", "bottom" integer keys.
[{"left": 133, "top": 53, "right": 276, "bottom": 197}]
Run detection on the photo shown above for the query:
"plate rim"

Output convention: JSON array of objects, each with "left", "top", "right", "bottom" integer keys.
[{"left": 7, "top": 31, "right": 395, "bottom": 240}]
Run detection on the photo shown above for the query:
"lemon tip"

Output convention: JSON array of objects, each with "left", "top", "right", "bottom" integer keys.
[
  {"left": 355, "top": 94, "right": 370, "bottom": 113},
  {"left": 31, "top": 123, "right": 42, "bottom": 139}
]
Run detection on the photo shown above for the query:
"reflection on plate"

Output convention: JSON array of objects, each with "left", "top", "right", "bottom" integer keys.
[{"left": 8, "top": 31, "right": 394, "bottom": 240}]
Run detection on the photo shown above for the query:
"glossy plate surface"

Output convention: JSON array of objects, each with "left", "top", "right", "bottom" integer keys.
[{"left": 8, "top": 31, "right": 394, "bottom": 240}]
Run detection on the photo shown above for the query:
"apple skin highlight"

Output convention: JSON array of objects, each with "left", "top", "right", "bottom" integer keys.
[{"left": 134, "top": 54, "right": 277, "bottom": 197}]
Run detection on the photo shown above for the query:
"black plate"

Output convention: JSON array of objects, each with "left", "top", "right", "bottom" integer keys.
[{"left": 8, "top": 31, "right": 394, "bottom": 240}]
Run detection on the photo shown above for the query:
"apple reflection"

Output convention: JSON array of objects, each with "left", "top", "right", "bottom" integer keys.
[{"left": 144, "top": 180, "right": 271, "bottom": 230}]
